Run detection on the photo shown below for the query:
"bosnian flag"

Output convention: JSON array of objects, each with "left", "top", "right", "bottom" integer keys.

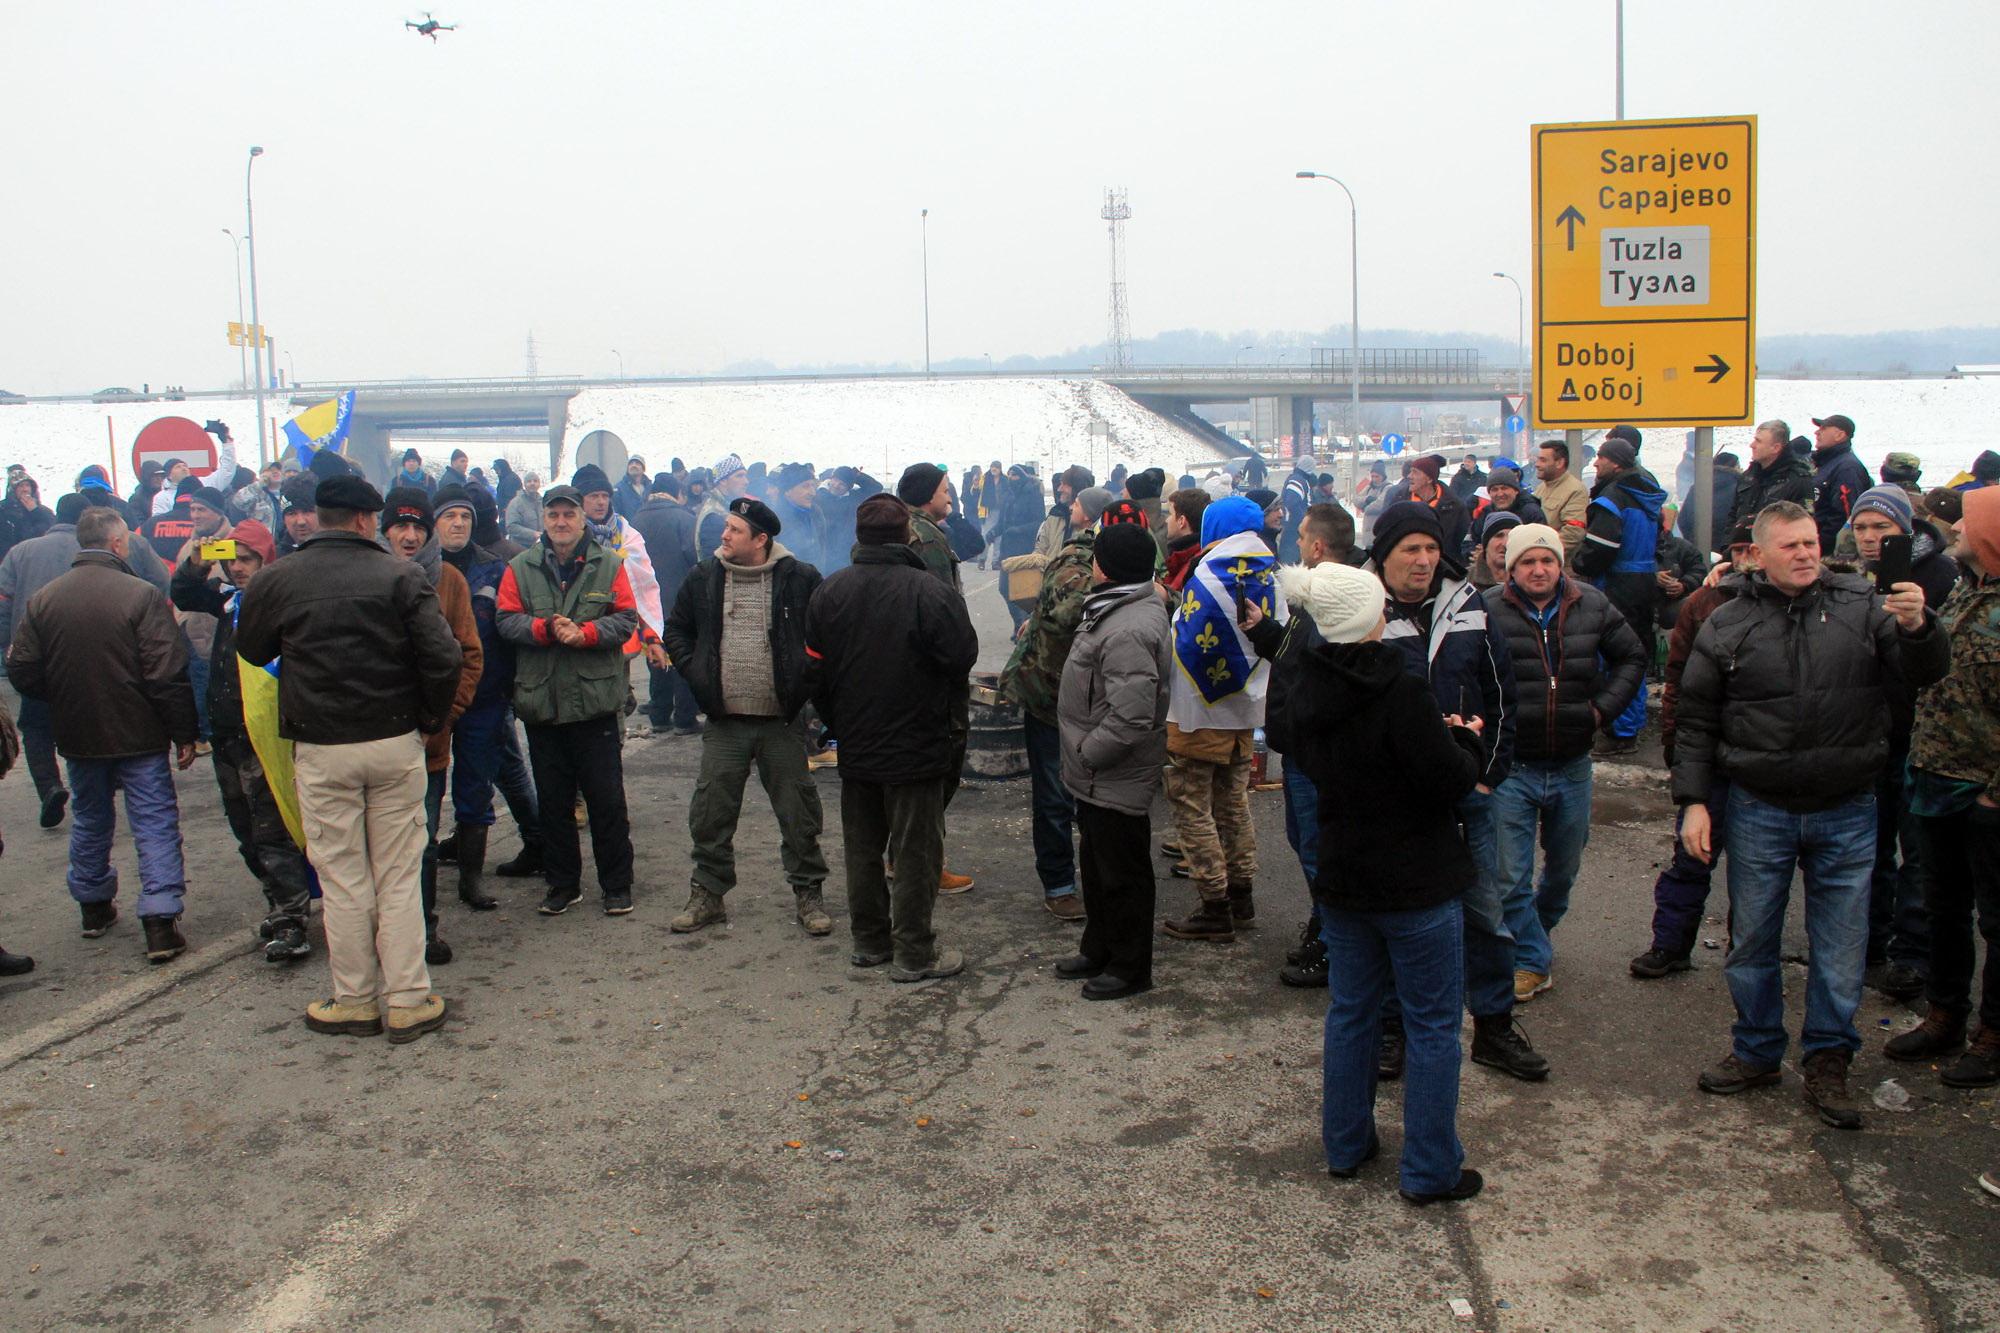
[
  {"left": 282, "top": 391, "right": 355, "bottom": 468},
  {"left": 1169, "top": 530, "right": 1283, "bottom": 729}
]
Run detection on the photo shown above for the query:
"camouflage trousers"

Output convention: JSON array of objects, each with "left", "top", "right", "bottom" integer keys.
[{"left": 1164, "top": 753, "right": 1257, "bottom": 900}]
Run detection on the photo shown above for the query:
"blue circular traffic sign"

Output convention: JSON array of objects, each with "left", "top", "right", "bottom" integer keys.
[
  {"left": 1506, "top": 414, "right": 1525, "bottom": 434},
  {"left": 1381, "top": 433, "right": 1405, "bottom": 455}
]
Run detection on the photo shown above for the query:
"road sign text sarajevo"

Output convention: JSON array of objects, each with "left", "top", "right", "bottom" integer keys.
[{"left": 1533, "top": 117, "right": 1755, "bottom": 427}]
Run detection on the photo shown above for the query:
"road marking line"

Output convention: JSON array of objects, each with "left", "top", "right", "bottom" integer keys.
[{"left": 0, "top": 936, "right": 258, "bottom": 1071}]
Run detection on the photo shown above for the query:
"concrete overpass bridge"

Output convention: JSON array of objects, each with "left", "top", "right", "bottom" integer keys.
[{"left": 54, "top": 350, "right": 1518, "bottom": 476}]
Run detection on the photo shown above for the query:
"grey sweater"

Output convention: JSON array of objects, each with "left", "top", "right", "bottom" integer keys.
[{"left": 718, "top": 542, "right": 789, "bottom": 718}]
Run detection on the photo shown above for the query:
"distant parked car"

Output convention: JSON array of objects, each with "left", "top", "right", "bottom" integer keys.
[
  {"left": 0, "top": 389, "right": 24, "bottom": 404},
  {"left": 91, "top": 386, "right": 146, "bottom": 403}
]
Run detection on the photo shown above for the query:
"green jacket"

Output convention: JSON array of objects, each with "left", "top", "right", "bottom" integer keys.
[
  {"left": 910, "top": 511, "right": 959, "bottom": 593},
  {"left": 999, "top": 529, "right": 1097, "bottom": 724},
  {"left": 496, "top": 536, "right": 640, "bottom": 725},
  {"left": 1911, "top": 573, "right": 2000, "bottom": 791}
]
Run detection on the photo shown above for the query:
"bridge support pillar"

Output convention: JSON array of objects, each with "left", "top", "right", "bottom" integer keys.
[
  {"left": 548, "top": 399, "right": 568, "bottom": 476},
  {"left": 1249, "top": 396, "right": 1316, "bottom": 462},
  {"left": 346, "top": 421, "right": 393, "bottom": 486}
]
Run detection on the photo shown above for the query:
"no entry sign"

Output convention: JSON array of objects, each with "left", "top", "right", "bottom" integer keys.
[{"left": 131, "top": 417, "right": 219, "bottom": 479}]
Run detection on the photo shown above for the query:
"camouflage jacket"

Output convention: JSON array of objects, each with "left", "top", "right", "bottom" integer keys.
[
  {"left": 910, "top": 511, "right": 960, "bottom": 594},
  {"left": 1911, "top": 573, "right": 2000, "bottom": 791},
  {"left": 999, "top": 529, "right": 1098, "bottom": 724}
]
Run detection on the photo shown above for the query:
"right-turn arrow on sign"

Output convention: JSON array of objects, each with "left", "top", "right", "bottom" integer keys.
[{"left": 1532, "top": 115, "right": 1756, "bottom": 428}]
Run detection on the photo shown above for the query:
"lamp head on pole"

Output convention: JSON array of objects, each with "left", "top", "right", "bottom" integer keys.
[
  {"left": 249, "top": 145, "right": 264, "bottom": 158},
  {"left": 1294, "top": 171, "right": 1315, "bottom": 179}
]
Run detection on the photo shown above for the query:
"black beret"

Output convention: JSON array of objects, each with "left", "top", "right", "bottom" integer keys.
[
  {"left": 728, "top": 496, "right": 781, "bottom": 538},
  {"left": 316, "top": 475, "right": 384, "bottom": 512}
]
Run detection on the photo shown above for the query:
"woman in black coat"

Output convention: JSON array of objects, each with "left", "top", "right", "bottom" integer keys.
[
  {"left": 1285, "top": 560, "right": 1487, "bottom": 1206},
  {"left": 0, "top": 477, "right": 53, "bottom": 562}
]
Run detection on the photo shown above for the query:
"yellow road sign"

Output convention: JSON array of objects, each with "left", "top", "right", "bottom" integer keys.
[
  {"left": 227, "top": 321, "right": 268, "bottom": 348},
  {"left": 1532, "top": 115, "right": 1755, "bottom": 428}
]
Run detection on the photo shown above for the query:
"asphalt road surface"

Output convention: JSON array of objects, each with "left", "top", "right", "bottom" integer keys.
[{"left": 0, "top": 567, "right": 1994, "bottom": 1330}]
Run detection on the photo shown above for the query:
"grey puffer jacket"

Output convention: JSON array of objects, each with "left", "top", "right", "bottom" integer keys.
[
  {"left": 1058, "top": 580, "right": 1171, "bottom": 816},
  {"left": 1672, "top": 569, "right": 1951, "bottom": 812}
]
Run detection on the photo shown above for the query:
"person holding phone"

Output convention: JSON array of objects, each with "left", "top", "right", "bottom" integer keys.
[
  {"left": 1674, "top": 501, "right": 1949, "bottom": 1129},
  {"left": 1843, "top": 485, "right": 1965, "bottom": 1001}
]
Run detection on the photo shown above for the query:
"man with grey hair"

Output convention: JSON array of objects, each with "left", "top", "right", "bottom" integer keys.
[
  {"left": 7, "top": 507, "right": 199, "bottom": 963},
  {"left": 1726, "top": 419, "right": 1814, "bottom": 548},
  {"left": 506, "top": 471, "right": 543, "bottom": 547}
]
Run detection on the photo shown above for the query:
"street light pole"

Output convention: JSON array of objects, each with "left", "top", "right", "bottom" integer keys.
[
  {"left": 1492, "top": 272, "right": 1524, "bottom": 394},
  {"left": 246, "top": 145, "right": 268, "bottom": 466},
  {"left": 1296, "top": 171, "right": 1361, "bottom": 498},
  {"left": 1615, "top": 0, "right": 1626, "bottom": 119},
  {"left": 920, "top": 208, "right": 931, "bottom": 375},
  {"left": 222, "top": 230, "right": 248, "bottom": 390},
  {"left": 612, "top": 348, "right": 624, "bottom": 379}
]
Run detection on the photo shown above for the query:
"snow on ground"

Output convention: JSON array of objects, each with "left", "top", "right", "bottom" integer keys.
[
  {"left": 558, "top": 378, "right": 1234, "bottom": 483},
  {"left": 0, "top": 397, "right": 269, "bottom": 494}
]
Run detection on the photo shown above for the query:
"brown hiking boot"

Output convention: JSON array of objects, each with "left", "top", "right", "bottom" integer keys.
[
  {"left": 386, "top": 994, "right": 448, "bottom": 1045},
  {"left": 1697, "top": 1052, "right": 1782, "bottom": 1095},
  {"left": 141, "top": 916, "right": 187, "bottom": 964},
  {"left": 1941, "top": 1026, "right": 2000, "bottom": 1089},
  {"left": 305, "top": 997, "right": 383, "bottom": 1037},
  {"left": 1884, "top": 1005, "right": 1967, "bottom": 1062},
  {"left": 1163, "top": 894, "right": 1234, "bottom": 942},
  {"left": 1801, "top": 1050, "right": 1862, "bottom": 1129},
  {"left": 670, "top": 886, "right": 728, "bottom": 933},
  {"left": 794, "top": 888, "right": 833, "bottom": 937}
]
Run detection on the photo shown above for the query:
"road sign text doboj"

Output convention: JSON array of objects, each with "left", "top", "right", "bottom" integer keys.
[{"left": 1533, "top": 117, "right": 1756, "bottom": 428}]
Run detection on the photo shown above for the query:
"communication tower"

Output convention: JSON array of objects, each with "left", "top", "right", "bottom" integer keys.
[{"left": 1100, "top": 189, "right": 1132, "bottom": 369}]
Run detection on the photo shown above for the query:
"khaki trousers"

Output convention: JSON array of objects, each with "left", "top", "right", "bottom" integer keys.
[
  {"left": 295, "top": 733, "right": 432, "bottom": 1008},
  {"left": 1164, "top": 753, "right": 1257, "bottom": 900}
]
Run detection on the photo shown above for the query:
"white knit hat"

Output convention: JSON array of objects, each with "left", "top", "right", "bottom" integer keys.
[
  {"left": 1503, "top": 522, "right": 1564, "bottom": 573},
  {"left": 1280, "top": 562, "right": 1384, "bottom": 644}
]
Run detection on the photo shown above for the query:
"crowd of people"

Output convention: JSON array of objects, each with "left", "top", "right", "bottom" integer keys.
[{"left": 1, "top": 414, "right": 1997, "bottom": 1203}]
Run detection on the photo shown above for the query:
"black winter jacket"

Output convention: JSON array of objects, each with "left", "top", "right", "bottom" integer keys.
[
  {"left": 235, "top": 529, "right": 462, "bottom": 744},
  {"left": 631, "top": 497, "right": 701, "bottom": 608},
  {"left": 170, "top": 558, "right": 252, "bottom": 736},
  {"left": 1728, "top": 453, "right": 1815, "bottom": 536},
  {"left": 805, "top": 543, "right": 978, "bottom": 784},
  {"left": 7, "top": 550, "right": 197, "bottom": 758},
  {"left": 1811, "top": 440, "right": 1873, "bottom": 555},
  {"left": 662, "top": 548, "right": 821, "bottom": 722},
  {"left": 1672, "top": 570, "right": 1951, "bottom": 812},
  {"left": 1288, "top": 639, "right": 1486, "bottom": 914},
  {"left": 1482, "top": 578, "right": 1648, "bottom": 762},
  {"left": 1245, "top": 603, "right": 1322, "bottom": 756}
]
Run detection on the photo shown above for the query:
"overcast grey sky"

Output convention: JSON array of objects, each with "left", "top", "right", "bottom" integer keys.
[{"left": 3, "top": 0, "right": 1995, "bottom": 393}]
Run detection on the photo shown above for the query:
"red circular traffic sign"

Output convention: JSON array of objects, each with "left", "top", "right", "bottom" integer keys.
[{"left": 131, "top": 417, "right": 219, "bottom": 480}]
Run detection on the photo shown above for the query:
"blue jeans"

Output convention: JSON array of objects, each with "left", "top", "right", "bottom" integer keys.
[
  {"left": 450, "top": 702, "right": 509, "bottom": 827},
  {"left": 1724, "top": 787, "right": 1876, "bottom": 1067},
  {"left": 1322, "top": 900, "right": 1466, "bottom": 1194},
  {"left": 1493, "top": 756, "right": 1594, "bottom": 974},
  {"left": 1649, "top": 781, "right": 1728, "bottom": 956},
  {"left": 1281, "top": 758, "right": 1320, "bottom": 888},
  {"left": 66, "top": 753, "right": 186, "bottom": 918},
  {"left": 1022, "top": 714, "right": 1076, "bottom": 897},
  {"left": 494, "top": 708, "right": 541, "bottom": 847},
  {"left": 1458, "top": 789, "right": 1515, "bottom": 1019},
  {"left": 187, "top": 648, "right": 212, "bottom": 741}
]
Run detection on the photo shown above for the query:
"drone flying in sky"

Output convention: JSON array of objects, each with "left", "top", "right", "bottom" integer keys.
[{"left": 405, "top": 12, "right": 457, "bottom": 41}]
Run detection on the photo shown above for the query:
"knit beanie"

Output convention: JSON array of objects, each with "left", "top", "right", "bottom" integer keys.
[
  {"left": 1094, "top": 524, "right": 1157, "bottom": 584},
  {"left": 1503, "top": 522, "right": 1564, "bottom": 573},
  {"left": 1475, "top": 509, "right": 1522, "bottom": 547},
  {"left": 189, "top": 486, "right": 228, "bottom": 514},
  {"left": 570, "top": 463, "right": 613, "bottom": 497},
  {"left": 854, "top": 494, "right": 911, "bottom": 545},
  {"left": 432, "top": 483, "right": 477, "bottom": 520},
  {"left": 230, "top": 519, "right": 277, "bottom": 565},
  {"left": 1124, "top": 467, "right": 1164, "bottom": 501},
  {"left": 1098, "top": 498, "right": 1148, "bottom": 528},
  {"left": 1606, "top": 424, "right": 1643, "bottom": 451},
  {"left": 1409, "top": 454, "right": 1444, "bottom": 482},
  {"left": 174, "top": 476, "right": 202, "bottom": 499},
  {"left": 1598, "top": 438, "right": 1640, "bottom": 470},
  {"left": 1962, "top": 487, "right": 2000, "bottom": 579},
  {"left": 1075, "top": 486, "right": 1115, "bottom": 525},
  {"left": 54, "top": 493, "right": 89, "bottom": 524},
  {"left": 1924, "top": 487, "right": 1964, "bottom": 526},
  {"left": 1200, "top": 494, "right": 1265, "bottom": 546},
  {"left": 896, "top": 462, "right": 947, "bottom": 506},
  {"left": 1281, "top": 562, "right": 1384, "bottom": 644},
  {"left": 712, "top": 452, "right": 747, "bottom": 482},
  {"left": 1367, "top": 500, "right": 1446, "bottom": 569},
  {"left": 1486, "top": 466, "right": 1522, "bottom": 490},
  {"left": 281, "top": 474, "right": 318, "bottom": 514},
  {"left": 382, "top": 486, "right": 434, "bottom": 535},
  {"left": 1850, "top": 484, "right": 1914, "bottom": 535},
  {"left": 1974, "top": 450, "right": 2000, "bottom": 484}
]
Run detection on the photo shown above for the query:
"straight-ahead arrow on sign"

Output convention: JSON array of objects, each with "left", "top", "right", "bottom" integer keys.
[{"left": 1555, "top": 205, "right": 1585, "bottom": 252}]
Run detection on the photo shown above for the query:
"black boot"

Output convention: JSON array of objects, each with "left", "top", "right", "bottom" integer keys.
[
  {"left": 1471, "top": 1013, "right": 1550, "bottom": 1081},
  {"left": 456, "top": 826, "right": 497, "bottom": 911},
  {"left": 426, "top": 921, "right": 453, "bottom": 966},
  {"left": 1285, "top": 917, "right": 1316, "bottom": 966},
  {"left": 1280, "top": 932, "right": 1328, "bottom": 988},
  {"left": 1162, "top": 894, "right": 1235, "bottom": 942},
  {"left": 0, "top": 947, "right": 35, "bottom": 976},
  {"left": 436, "top": 830, "right": 459, "bottom": 865},
  {"left": 493, "top": 838, "right": 544, "bottom": 878},
  {"left": 1227, "top": 882, "right": 1255, "bottom": 926}
]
